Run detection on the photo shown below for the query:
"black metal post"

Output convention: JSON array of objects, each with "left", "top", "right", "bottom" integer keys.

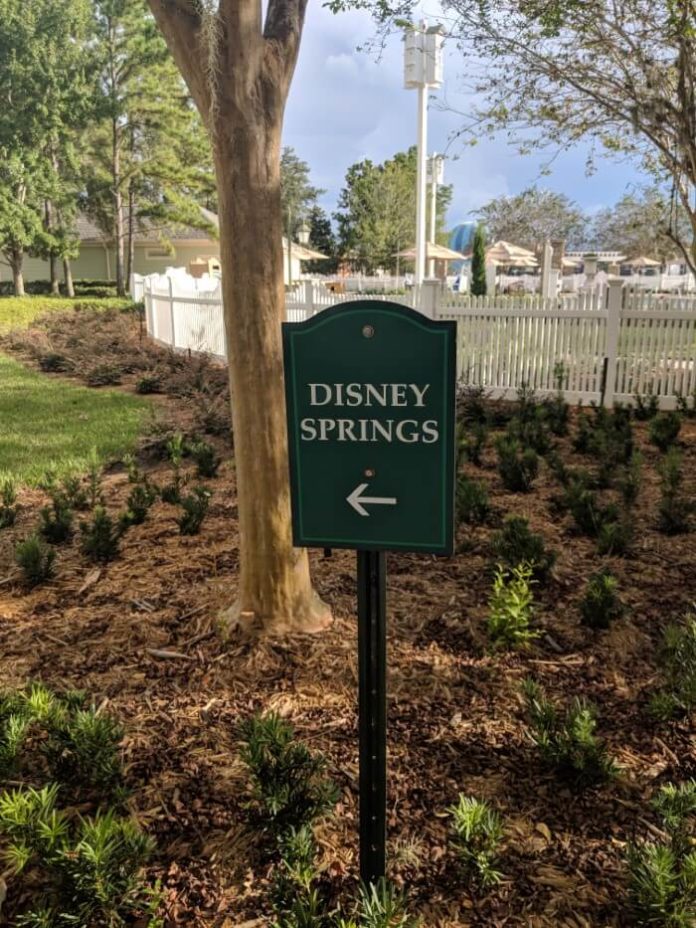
[{"left": 357, "top": 549, "right": 387, "bottom": 887}]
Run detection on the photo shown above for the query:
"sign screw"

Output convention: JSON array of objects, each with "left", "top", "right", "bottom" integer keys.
[
  {"left": 364, "top": 467, "right": 376, "bottom": 478},
  {"left": 362, "top": 324, "right": 375, "bottom": 338}
]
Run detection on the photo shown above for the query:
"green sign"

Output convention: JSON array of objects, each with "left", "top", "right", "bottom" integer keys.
[{"left": 282, "top": 300, "right": 456, "bottom": 554}]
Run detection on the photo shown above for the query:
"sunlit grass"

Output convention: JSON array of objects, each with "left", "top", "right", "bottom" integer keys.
[
  {"left": 0, "top": 354, "right": 148, "bottom": 484},
  {"left": 0, "top": 296, "right": 134, "bottom": 333}
]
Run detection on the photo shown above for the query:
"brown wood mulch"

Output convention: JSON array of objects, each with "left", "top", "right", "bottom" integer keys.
[{"left": 0, "top": 310, "right": 695, "bottom": 926}]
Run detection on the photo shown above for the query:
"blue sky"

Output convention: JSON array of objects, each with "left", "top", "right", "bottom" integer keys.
[{"left": 284, "top": 3, "right": 646, "bottom": 231}]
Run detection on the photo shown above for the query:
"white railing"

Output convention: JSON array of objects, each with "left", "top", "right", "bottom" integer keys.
[{"left": 135, "top": 271, "right": 696, "bottom": 409}]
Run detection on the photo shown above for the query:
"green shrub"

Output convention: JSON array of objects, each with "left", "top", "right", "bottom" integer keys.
[
  {"left": 86, "top": 363, "right": 122, "bottom": 387},
  {"left": 0, "top": 476, "right": 18, "bottom": 529},
  {"left": 522, "top": 679, "right": 617, "bottom": 786},
  {"left": 573, "top": 412, "right": 593, "bottom": 453},
  {"left": 59, "top": 475, "right": 89, "bottom": 511},
  {"left": 86, "top": 450, "right": 104, "bottom": 509},
  {"left": 0, "top": 787, "right": 156, "bottom": 926},
  {"left": 44, "top": 706, "right": 124, "bottom": 791},
  {"left": 487, "top": 564, "right": 537, "bottom": 650},
  {"left": 650, "top": 412, "right": 682, "bottom": 452},
  {"left": 176, "top": 486, "right": 211, "bottom": 535},
  {"left": 580, "top": 570, "right": 623, "bottom": 629},
  {"left": 458, "top": 420, "right": 488, "bottom": 467},
  {"left": 627, "top": 781, "right": 696, "bottom": 927},
  {"left": 658, "top": 449, "right": 692, "bottom": 535},
  {"left": 448, "top": 794, "right": 504, "bottom": 888},
  {"left": 38, "top": 352, "right": 74, "bottom": 373},
  {"left": 597, "top": 518, "right": 633, "bottom": 557},
  {"left": 16, "top": 535, "right": 56, "bottom": 587},
  {"left": 490, "top": 516, "right": 555, "bottom": 583},
  {"left": 160, "top": 433, "right": 186, "bottom": 504},
  {"left": 271, "top": 825, "right": 325, "bottom": 927},
  {"left": 649, "top": 615, "right": 696, "bottom": 721},
  {"left": 121, "top": 480, "right": 158, "bottom": 528},
  {"left": 456, "top": 476, "right": 490, "bottom": 525},
  {"left": 39, "top": 492, "right": 73, "bottom": 545},
  {"left": 564, "top": 474, "right": 617, "bottom": 537},
  {"left": 135, "top": 374, "right": 163, "bottom": 395},
  {"left": 495, "top": 436, "right": 538, "bottom": 492},
  {"left": 459, "top": 385, "right": 489, "bottom": 425},
  {"left": 620, "top": 451, "right": 643, "bottom": 507},
  {"left": 80, "top": 507, "right": 120, "bottom": 563},
  {"left": 239, "top": 713, "right": 338, "bottom": 836},
  {"left": 188, "top": 439, "right": 221, "bottom": 478},
  {"left": 634, "top": 392, "right": 660, "bottom": 421}
]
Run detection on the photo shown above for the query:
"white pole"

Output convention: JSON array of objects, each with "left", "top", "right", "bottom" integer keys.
[
  {"left": 428, "top": 169, "right": 437, "bottom": 278},
  {"left": 415, "top": 83, "right": 428, "bottom": 286}
]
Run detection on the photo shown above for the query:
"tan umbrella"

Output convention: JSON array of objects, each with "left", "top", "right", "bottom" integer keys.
[
  {"left": 624, "top": 255, "right": 661, "bottom": 269},
  {"left": 562, "top": 255, "right": 583, "bottom": 269},
  {"left": 394, "top": 243, "right": 467, "bottom": 261},
  {"left": 485, "top": 240, "right": 538, "bottom": 267}
]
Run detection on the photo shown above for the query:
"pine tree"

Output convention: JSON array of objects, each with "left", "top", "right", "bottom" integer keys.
[
  {"left": 470, "top": 223, "right": 487, "bottom": 296},
  {"left": 306, "top": 205, "right": 337, "bottom": 274}
]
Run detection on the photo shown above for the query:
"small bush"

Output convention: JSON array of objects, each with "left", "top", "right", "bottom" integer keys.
[
  {"left": 658, "top": 449, "right": 692, "bottom": 535},
  {"left": 176, "top": 486, "right": 211, "bottom": 535},
  {"left": 620, "top": 451, "right": 643, "bottom": 507},
  {"left": 487, "top": 564, "right": 537, "bottom": 650},
  {"left": 496, "top": 436, "right": 538, "bottom": 492},
  {"left": 597, "top": 517, "right": 633, "bottom": 557},
  {"left": 456, "top": 476, "right": 490, "bottom": 525},
  {"left": 580, "top": 570, "right": 623, "bottom": 630},
  {"left": 44, "top": 706, "right": 124, "bottom": 791},
  {"left": 564, "top": 474, "right": 617, "bottom": 537},
  {"left": 633, "top": 392, "right": 660, "bottom": 421},
  {"left": 448, "top": 794, "right": 504, "bottom": 888},
  {"left": 135, "top": 374, "right": 163, "bottom": 395},
  {"left": 649, "top": 614, "right": 696, "bottom": 721},
  {"left": 80, "top": 507, "right": 120, "bottom": 563},
  {"left": 86, "top": 451, "right": 104, "bottom": 509},
  {"left": 86, "top": 363, "right": 122, "bottom": 387},
  {"left": 522, "top": 679, "right": 617, "bottom": 786},
  {"left": 459, "top": 385, "right": 489, "bottom": 425},
  {"left": 120, "top": 480, "right": 158, "bottom": 528},
  {"left": 239, "top": 712, "right": 338, "bottom": 836},
  {"left": 39, "top": 492, "right": 73, "bottom": 545},
  {"left": 16, "top": 535, "right": 56, "bottom": 587},
  {"left": 458, "top": 421, "right": 488, "bottom": 467},
  {"left": 650, "top": 412, "right": 682, "bottom": 452},
  {"left": 160, "top": 433, "right": 186, "bottom": 504},
  {"left": 60, "top": 475, "right": 90, "bottom": 511},
  {"left": 491, "top": 516, "right": 555, "bottom": 583},
  {"left": 188, "top": 439, "right": 221, "bottom": 478},
  {"left": 0, "top": 476, "right": 18, "bottom": 529},
  {"left": 38, "top": 352, "right": 74, "bottom": 373},
  {"left": 627, "top": 781, "right": 696, "bottom": 927}
]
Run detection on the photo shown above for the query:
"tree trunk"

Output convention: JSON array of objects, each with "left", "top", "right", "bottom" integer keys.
[
  {"left": 45, "top": 201, "right": 60, "bottom": 295},
  {"left": 215, "top": 120, "right": 331, "bottom": 637},
  {"left": 113, "top": 119, "right": 125, "bottom": 297},
  {"left": 63, "top": 259, "right": 75, "bottom": 298},
  {"left": 9, "top": 248, "right": 25, "bottom": 297},
  {"left": 126, "top": 183, "right": 136, "bottom": 286}
]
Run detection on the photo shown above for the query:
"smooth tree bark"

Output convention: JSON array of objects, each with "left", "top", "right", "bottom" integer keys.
[
  {"left": 63, "top": 258, "right": 75, "bottom": 297},
  {"left": 8, "top": 247, "right": 25, "bottom": 297},
  {"left": 147, "top": 0, "right": 332, "bottom": 636}
]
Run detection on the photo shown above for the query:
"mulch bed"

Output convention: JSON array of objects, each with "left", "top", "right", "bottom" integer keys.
[{"left": 0, "top": 309, "right": 695, "bottom": 926}]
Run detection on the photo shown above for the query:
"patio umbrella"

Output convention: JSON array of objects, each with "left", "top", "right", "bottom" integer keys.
[
  {"left": 485, "top": 240, "right": 538, "bottom": 267},
  {"left": 624, "top": 255, "right": 661, "bottom": 269},
  {"left": 394, "top": 243, "right": 467, "bottom": 261}
]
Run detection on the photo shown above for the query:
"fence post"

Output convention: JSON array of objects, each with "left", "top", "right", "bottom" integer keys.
[
  {"left": 168, "top": 276, "right": 176, "bottom": 349},
  {"left": 302, "top": 279, "right": 315, "bottom": 317},
  {"left": 417, "top": 279, "right": 440, "bottom": 318},
  {"left": 602, "top": 278, "right": 623, "bottom": 407}
]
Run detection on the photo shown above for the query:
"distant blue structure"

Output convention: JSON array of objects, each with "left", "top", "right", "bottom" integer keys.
[{"left": 449, "top": 221, "right": 477, "bottom": 274}]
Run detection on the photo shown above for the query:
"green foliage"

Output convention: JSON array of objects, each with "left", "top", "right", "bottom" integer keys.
[
  {"left": 522, "top": 679, "right": 617, "bottom": 786},
  {"left": 620, "top": 450, "right": 643, "bottom": 507},
  {"left": 487, "top": 564, "right": 537, "bottom": 650},
  {"left": 634, "top": 392, "right": 660, "bottom": 421},
  {"left": 658, "top": 449, "right": 692, "bottom": 535},
  {"left": 188, "top": 439, "right": 221, "bottom": 478},
  {"left": 0, "top": 476, "right": 17, "bottom": 528},
  {"left": 572, "top": 406, "right": 633, "bottom": 481},
  {"left": 43, "top": 707, "right": 124, "bottom": 792},
  {"left": 650, "top": 412, "right": 682, "bottom": 452},
  {"left": 448, "top": 794, "right": 503, "bottom": 888},
  {"left": 135, "top": 374, "right": 163, "bottom": 395},
  {"left": 627, "top": 781, "right": 696, "bottom": 926},
  {"left": 456, "top": 476, "right": 490, "bottom": 525},
  {"left": 470, "top": 223, "right": 487, "bottom": 296},
  {"left": 16, "top": 535, "right": 56, "bottom": 586},
  {"left": 239, "top": 713, "right": 338, "bottom": 836},
  {"left": 458, "top": 421, "right": 488, "bottom": 467},
  {"left": 39, "top": 491, "right": 74, "bottom": 545},
  {"left": 563, "top": 473, "right": 618, "bottom": 538},
  {"left": 86, "top": 450, "right": 104, "bottom": 509},
  {"left": 80, "top": 507, "right": 120, "bottom": 563},
  {"left": 649, "top": 615, "right": 696, "bottom": 721},
  {"left": 59, "top": 474, "right": 89, "bottom": 511},
  {"left": 542, "top": 368, "right": 569, "bottom": 436},
  {"left": 38, "top": 353, "right": 74, "bottom": 373},
  {"left": 490, "top": 515, "right": 555, "bottom": 582},
  {"left": 120, "top": 478, "right": 158, "bottom": 528},
  {"left": 580, "top": 570, "right": 623, "bottom": 629},
  {"left": 176, "top": 486, "right": 211, "bottom": 535},
  {"left": 495, "top": 435, "right": 538, "bottom": 492},
  {"left": 597, "top": 518, "right": 633, "bottom": 557},
  {"left": 86, "top": 363, "right": 122, "bottom": 387},
  {"left": 160, "top": 433, "right": 186, "bottom": 504},
  {"left": 345, "top": 880, "right": 417, "bottom": 928}
]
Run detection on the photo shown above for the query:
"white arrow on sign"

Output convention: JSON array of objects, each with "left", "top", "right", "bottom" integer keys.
[{"left": 346, "top": 482, "right": 398, "bottom": 517}]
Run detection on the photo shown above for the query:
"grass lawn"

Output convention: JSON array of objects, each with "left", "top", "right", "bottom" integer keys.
[
  {"left": 0, "top": 353, "right": 148, "bottom": 484},
  {"left": 0, "top": 295, "right": 134, "bottom": 333}
]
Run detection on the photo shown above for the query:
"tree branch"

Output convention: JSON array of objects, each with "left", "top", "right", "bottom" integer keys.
[
  {"left": 146, "top": 0, "right": 213, "bottom": 125},
  {"left": 263, "top": 0, "right": 308, "bottom": 89}
]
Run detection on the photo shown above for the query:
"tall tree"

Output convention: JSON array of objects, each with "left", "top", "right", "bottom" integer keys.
[
  {"left": 470, "top": 223, "right": 487, "bottom": 295},
  {"left": 87, "top": 0, "right": 213, "bottom": 295},
  {"left": 146, "top": 0, "right": 334, "bottom": 636},
  {"left": 335, "top": 147, "right": 453, "bottom": 272},
  {"left": 280, "top": 146, "right": 323, "bottom": 283},
  {"left": 475, "top": 187, "right": 587, "bottom": 252},
  {"left": 436, "top": 0, "right": 696, "bottom": 270},
  {"left": 306, "top": 205, "right": 337, "bottom": 274},
  {"left": 0, "top": 0, "right": 90, "bottom": 296},
  {"left": 590, "top": 187, "right": 692, "bottom": 264}
]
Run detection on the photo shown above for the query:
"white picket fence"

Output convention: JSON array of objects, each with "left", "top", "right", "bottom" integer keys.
[{"left": 135, "top": 273, "right": 696, "bottom": 409}]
